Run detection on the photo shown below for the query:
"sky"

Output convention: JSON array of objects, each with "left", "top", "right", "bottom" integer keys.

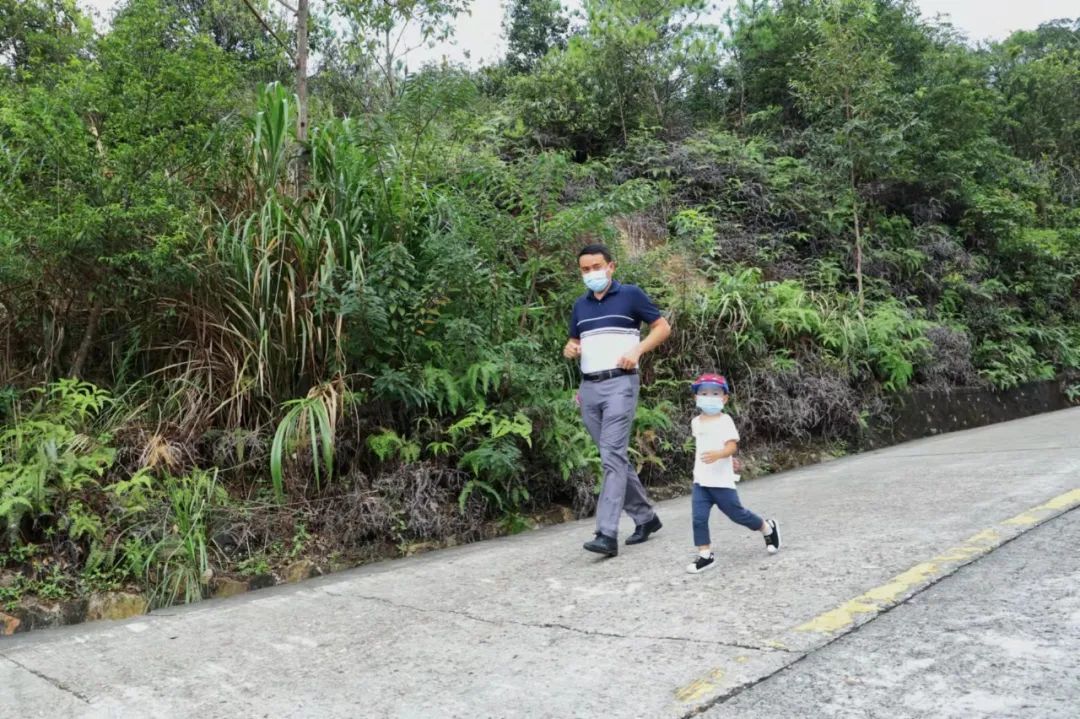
[{"left": 79, "top": 0, "right": 1079, "bottom": 68}]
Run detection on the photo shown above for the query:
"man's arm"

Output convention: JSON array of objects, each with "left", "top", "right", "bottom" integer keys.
[
  {"left": 564, "top": 301, "right": 582, "bottom": 359},
  {"left": 617, "top": 317, "right": 671, "bottom": 369}
]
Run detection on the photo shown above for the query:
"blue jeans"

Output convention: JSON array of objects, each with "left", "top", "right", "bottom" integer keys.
[{"left": 691, "top": 484, "right": 762, "bottom": 546}]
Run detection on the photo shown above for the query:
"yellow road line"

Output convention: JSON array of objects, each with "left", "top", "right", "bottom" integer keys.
[
  {"left": 673, "top": 487, "right": 1080, "bottom": 707},
  {"left": 794, "top": 487, "right": 1080, "bottom": 636},
  {"left": 674, "top": 667, "right": 726, "bottom": 703}
]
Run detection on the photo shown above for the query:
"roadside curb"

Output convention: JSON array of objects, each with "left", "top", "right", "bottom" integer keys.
[
  {"left": 675, "top": 487, "right": 1080, "bottom": 716},
  {"left": 779, "top": 487, "right": 1080, "bottom": 650}
]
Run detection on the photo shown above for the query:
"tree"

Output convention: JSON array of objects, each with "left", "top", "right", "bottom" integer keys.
[
  {"left": 0, "top": 0, "right": 92, "bottom": 82},
  {"left": 164, "top": 0, "right": 287, "bottom": 66},
  {"left": 509, "top": 0, "right": 718, "bottom": 153},
  {"left": 720, "top": 0, "right": 818, "bottom": 127},
  {"left": 991, "top": 20, "right": 1080, "bottom": 203},
  {"left": 333, "top": 0, "right": 468, "bottom": 104},
  {"left": 0, "top": 0, "right": 240, "bottom": 382},
  {"left": 791, "top": 0, "right": 915, "bottom": 311},
  {"left": 503, "top": 0, "right": 569, "bottom": 73}
]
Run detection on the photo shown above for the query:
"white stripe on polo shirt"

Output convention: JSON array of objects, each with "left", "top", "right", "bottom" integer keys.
[
  {"left": 580, "top": 328, "right": 641, "bottom": 374},
  {"left": 579, "top": 314, "right": 636, "bottom": 325}
]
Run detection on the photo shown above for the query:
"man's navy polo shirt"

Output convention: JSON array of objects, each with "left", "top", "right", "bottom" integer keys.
[{"left": 569, "top": 280, "right": 662, "bottom": 374}]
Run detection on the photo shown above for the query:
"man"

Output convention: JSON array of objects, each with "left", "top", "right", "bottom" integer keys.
[{"left": 564, "top": 242, "right": 672, "bottom": 557}]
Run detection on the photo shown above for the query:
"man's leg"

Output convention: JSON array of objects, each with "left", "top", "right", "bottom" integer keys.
[
  {"left": 579, "top": 380, "right": 621, "bottom": 539},
  {"left": 618, "top": 374, "right": 661, "bottom": 547},
  {"left": 619, "top": 375, "right": 656, "bottom": 526},
  {"left": 622, "top": 465, "right": 655, "bottom": 524},
  {"left": 589, "top": 374, "right": 646, "bottom": 539}
]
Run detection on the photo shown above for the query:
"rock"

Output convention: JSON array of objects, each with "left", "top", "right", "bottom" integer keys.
[
  {"left": 247, "top": 573, "right": 276, "bottom": 590},
  {"left": 403, "top": 542, "right": 437, "bottom": 557},
  {"left": 327, "top": 556, "right": 353, "bottom": 573},
  {"left": 1, "top": 611, "right": 20, "bottom": 635},
  {"left": 212, "top": 578, "right": 248, "bottom": 599},
  {"left": 14, "top": 597, "right": 88, "bottom": 631},
  {"left": 530, "top": 506, "right": 574, "bottom": 527},
  {"left": 86, "top": 592, "right": 148, "bottom": 622},
  {"left": 283, "top": 559, "right": 320, "bottom": 583}
]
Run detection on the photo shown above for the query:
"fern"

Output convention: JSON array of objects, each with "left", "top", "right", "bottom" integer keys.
[
  {"left": 373, "top": 368, "right": 429, "bottom": 408},
  {"left": 447, "top": 409, "right": 485, "bottom": 440},
  {"left": 462, "top": 361, "right": 502, "bottom": 401},
  {"left": 533, "top": 391, "right": 601, "bottom": 482},
  {"left": 367, "top": 428, "right": 422, "bottom": 464},
  {"left": 425, "top": 440, "right": 455, "bottom": 458},
  {"left": 422, "top": 366, "right": 464, "bottom": 415},
  {"left": 65, "top": 501, "right": 105, "bottom": 544},
  {"left": 0, "top": 381, "right": 116, "bottom": 546},
  {"left": 46, "top": 379, "right": 113, "bottom": 422},
  {"left": 107, "top": 470, "right": 156, "bottom": 515},
  {"left": 862, "top": 300, "right": 933, "bottom": 391},
  {"left": 489, "top": 411, "right": 533, "bottom": 447},
  {"left": 458, "top": 478, "right": 503, "bottom": 512},
  {"left": 459, "top": 440, "right": 522, "bottom": 482}
]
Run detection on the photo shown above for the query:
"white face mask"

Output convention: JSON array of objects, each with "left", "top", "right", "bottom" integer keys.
[
  {"left": 583, "top": 269, "right": 610, "bottom": 293},
  {"left": 695, "top": 396, "right": 725, "bottom": 415}
]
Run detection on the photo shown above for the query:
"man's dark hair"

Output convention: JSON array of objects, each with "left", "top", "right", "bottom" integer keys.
[{"left": 578, "top": 243, "right": 612, "bottom": 262}]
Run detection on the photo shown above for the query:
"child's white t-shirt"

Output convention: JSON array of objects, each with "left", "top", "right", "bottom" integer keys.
[{"left": 691, "top": 413, "right": 741, "bottom": 488}]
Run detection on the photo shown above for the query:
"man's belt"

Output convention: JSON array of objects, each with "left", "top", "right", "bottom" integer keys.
[{"left": 582, "top": 368, "right": 637, "bottom": 382}]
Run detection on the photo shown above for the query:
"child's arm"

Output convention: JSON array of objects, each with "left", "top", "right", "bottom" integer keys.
[{"left": 701, "top": 440, "right": 738, "bottom": 464}]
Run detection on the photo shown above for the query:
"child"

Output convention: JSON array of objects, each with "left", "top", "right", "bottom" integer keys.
[{"left": 686, "top": 373, "right": 780, "bottom": 574}]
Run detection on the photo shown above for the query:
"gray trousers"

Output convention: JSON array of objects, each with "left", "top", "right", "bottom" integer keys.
[{"left": 579, "top": 373, "right": 656, "bottom": 538}]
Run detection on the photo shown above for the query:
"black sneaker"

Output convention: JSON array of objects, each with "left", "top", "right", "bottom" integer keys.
[
  {"left": 583, "top": 532, "right": 618, "bottom": 557},
  {"left": 686, "top": 553, "right": 716, "bottom": 574},
  {"left": 764, "top": 519, "right": 781, "bottom": 554},
  {"left": 625, "top": 515, "right": 663, "bottom": 545}
]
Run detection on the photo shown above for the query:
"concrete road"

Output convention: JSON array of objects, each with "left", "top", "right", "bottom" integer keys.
[
  {"left": 709, "top": 508, "right": 1080, "bottom": 719},
  {"left": 2, "top": 408, "right": 1079, "bottom": 719}
]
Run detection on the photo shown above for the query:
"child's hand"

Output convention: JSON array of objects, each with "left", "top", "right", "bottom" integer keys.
[
  {"left": 733, "top": 457, "right": 743, "bottom": 473},
  {"left": 700, "top": 450, "right": 727, "bottom": 464}
]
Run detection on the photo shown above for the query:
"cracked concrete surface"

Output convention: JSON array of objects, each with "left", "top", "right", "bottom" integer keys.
[
  {"left": 327, "top": 590, "right": 790, "bottom": 654},
  {"left": 0, "top": 656, "right": 91, "bottom": 703},
  {"left": 708, "top": 507, "right": 1080, "bottom": 718},
  {"left": 2, "top": 407, "right": 1079, "bottom": 718}
]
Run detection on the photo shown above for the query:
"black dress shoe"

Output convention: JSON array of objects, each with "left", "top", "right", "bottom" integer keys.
[
  {"left": 625, "top": 515, "right": 662, "bottom": 545},
  {"left": 583, "top": 532, "right": 618, "bottom": 557}
]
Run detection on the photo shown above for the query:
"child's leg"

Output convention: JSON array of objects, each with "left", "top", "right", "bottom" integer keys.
[
  {"left": 714, "top": 488, "right": 767, "bottom": 533},
  {"left": 690, "top": 484, "right": 715, "bottom": 551}
]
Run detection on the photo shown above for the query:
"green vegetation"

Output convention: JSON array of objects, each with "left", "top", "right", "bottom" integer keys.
[{"left": 1, "top": 0, "right": 1078, "bottom": 610}]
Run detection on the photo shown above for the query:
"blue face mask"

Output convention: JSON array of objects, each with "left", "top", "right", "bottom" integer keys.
[
  {"left": 696, "top": 396, "right": 725, "bottom": 415},
  {"left": 583, "top": 269, "right": 610, "bottom": 293}
]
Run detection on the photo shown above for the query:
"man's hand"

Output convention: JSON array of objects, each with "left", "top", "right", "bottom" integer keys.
[
  {"left": 617, "top": 348, "right": 641, "bottom": 370},
  {"left": 563, "top": 339, "right": 582, "bottom": 359},
  {"left": 700, "top": 450, "right": 726, "bottom": 464},
  {"left": 616, "top": 318, "right": 669, "bottom": 370}
]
